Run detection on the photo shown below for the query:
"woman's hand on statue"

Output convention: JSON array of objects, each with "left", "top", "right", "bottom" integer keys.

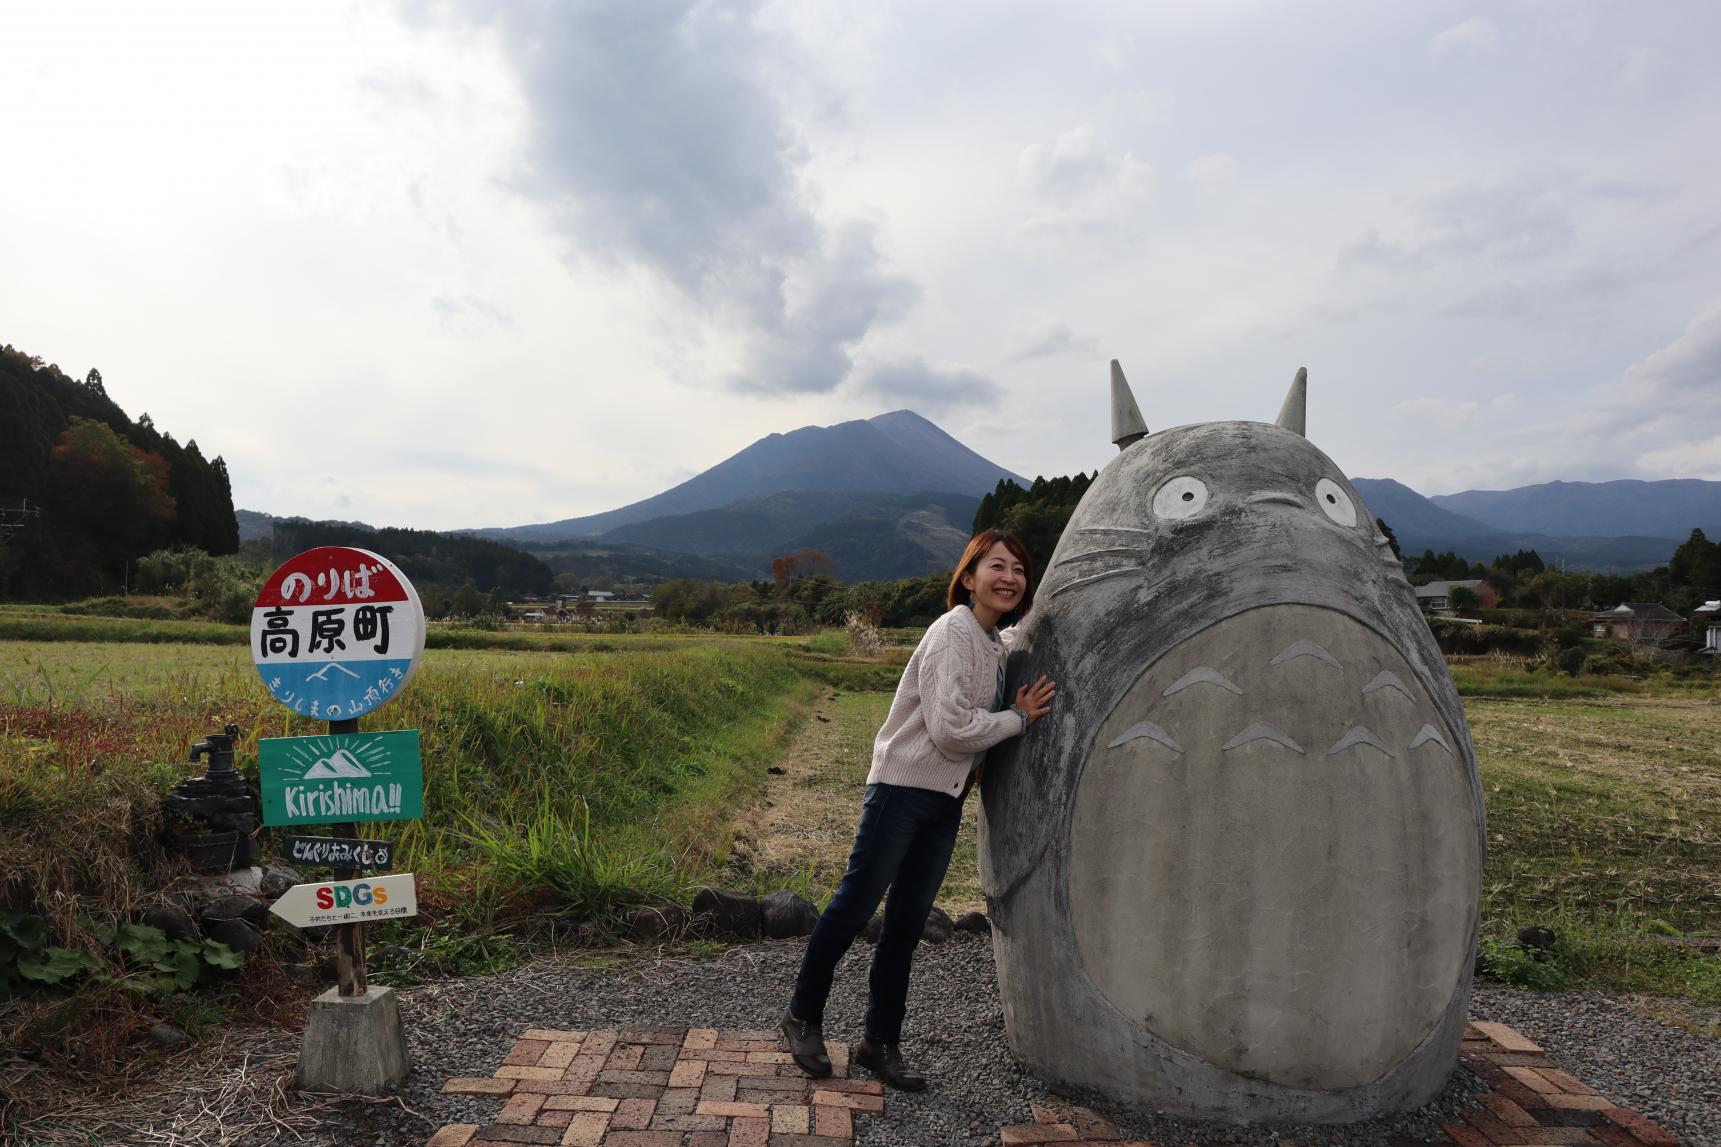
[{"left": 1013, "top": 676, "right": 1056, "bottom": 726}]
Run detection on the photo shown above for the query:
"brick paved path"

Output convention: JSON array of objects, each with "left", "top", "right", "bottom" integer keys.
[
  {"left": 430, "top": 1026, "right": 879, "bottom": 1146},
  {"left": 425, "top": 1021, "right": 1683, "bottom": 1146}
]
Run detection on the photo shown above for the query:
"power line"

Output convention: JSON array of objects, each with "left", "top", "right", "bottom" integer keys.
[{"left": 0, "top": 497, "right": 42, "bottom": 546}]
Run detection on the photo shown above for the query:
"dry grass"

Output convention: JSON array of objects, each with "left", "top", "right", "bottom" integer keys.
[
  {"left": 730, "top": 683, "right": 1721, "bottom": 944},
  {"left": 0, "top": 1022, "right": 408, "bottom": 1146},
  {"left": 1468, "top": 691, "right": 1721, "bottom": 932},
  {"left": 723, "top": 690, "right": 986, "bottom": 915}
]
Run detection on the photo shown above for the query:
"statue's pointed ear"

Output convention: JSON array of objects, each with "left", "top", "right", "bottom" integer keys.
[
  {"left": 1111, "top": 360, "right": 1149, "bottom": 449},
  {"left": 1275, "top": 367, "right": 1307, "bottom": 436}
]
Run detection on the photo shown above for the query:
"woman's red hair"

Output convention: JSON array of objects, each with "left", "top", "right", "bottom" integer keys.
[{"left": 946, "top": 529, "right": 1036, "bottom": 620}]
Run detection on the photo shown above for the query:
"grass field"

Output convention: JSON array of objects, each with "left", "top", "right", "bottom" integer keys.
[
  {"left": 738, "top": 672, "right": 1720, "bottom": 1004},
  {"left": 1, "top": 633, "right": 1716, "bottom": 1013},
  {"left": 0, "top": 637, "right": 843, "bottom": 977}
]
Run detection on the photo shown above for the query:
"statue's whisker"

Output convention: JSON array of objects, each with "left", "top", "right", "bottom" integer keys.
[
  {"left": 1060, "top": 547, "right": 1138, "bottom": 562},
  {"left": 1048, "top": 567, "right": 1145, "bottom": 598}
]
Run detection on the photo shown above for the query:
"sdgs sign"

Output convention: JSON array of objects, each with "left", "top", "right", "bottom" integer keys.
[
  {"left": 251, "top": 547, "right": 426, "bottom": 721},
  {"left": 268, "top": 874, "right": 419, "bottom": 928}
]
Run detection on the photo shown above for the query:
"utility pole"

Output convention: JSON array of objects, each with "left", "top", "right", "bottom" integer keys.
[{"left": 0, "top": 498, "right": 41, "bottom": 546}]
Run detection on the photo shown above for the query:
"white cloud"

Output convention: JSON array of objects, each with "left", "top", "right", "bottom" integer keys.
[
  {"left": 1394, "top": 398, "right": 1482, "bottom": 431},
  {"left": 1637, "top": 436, "right": 1721, "bottom": 480},
  {"left": 1341, "top": 177, "right": 1577, "bottom": 269},
  {"left": 1008, "top": 321, "right": 1099, "bottom": 361},
  {"left": 1187, "top": 153, "right": 1237, "bottom": 194},
  {"left": 1428, "top": 18, "right": 1501, "bottom": 61},
  {"left": 1619, "top": 45, "right": 1667, "bottom": 91},
  {"left": 1622, "top": 300, "right": 1721, "bottom": 403},
  {"left": 1015, "top": 124, "right": 1152, "bottom": 243},
  {"left": 850, "top": 357, "right": 1000, "bottom": 413},
  {"left": 4, "top": 1, "right": 1721, "bottom": 529},
  {"left": 439, "top": 1, "right": 918, "bottom": 396}
]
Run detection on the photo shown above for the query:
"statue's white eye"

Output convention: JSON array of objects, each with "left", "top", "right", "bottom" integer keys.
[
  {"left": 1314, "top": 478, "right": 1357, "bottom": 526},
  {"left": 1153, "top": 475, "right": 1209, "bottom": 520}
]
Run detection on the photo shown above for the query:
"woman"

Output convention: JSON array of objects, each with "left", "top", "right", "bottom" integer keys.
[{"left": 780, "top": 528, "right": 1057, "bottom": 1091}]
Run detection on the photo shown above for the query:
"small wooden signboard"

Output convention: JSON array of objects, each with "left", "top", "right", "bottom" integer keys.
[{"left": 282, "top": 835, "right": 395, "bottom": 870}]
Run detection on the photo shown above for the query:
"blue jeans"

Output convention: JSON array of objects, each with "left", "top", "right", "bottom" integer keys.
[{"left": 790, "top": 782, "right": 964, "bottom": 1044}]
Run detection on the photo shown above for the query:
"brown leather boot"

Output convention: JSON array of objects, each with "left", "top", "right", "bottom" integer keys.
[
  {"left": 779, "top": 1009, "right": 832, "bottom": 1078},
  {"left": 854, "top": 1037, "right": 926, "bottom": 1091}
]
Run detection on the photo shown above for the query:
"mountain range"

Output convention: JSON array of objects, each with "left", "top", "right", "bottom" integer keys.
[
  {"left": 458, "top": 410, "right": 1023, "bottom": 583},
  {"left": 1351, "top": 478, "right": 1719, "bottom": 571},
  {"left": 246, "top": 413, "right": 1720, "bottom": 583},
  {"left": 476, "top": 410, "right": 1022, "bottom": 543}
]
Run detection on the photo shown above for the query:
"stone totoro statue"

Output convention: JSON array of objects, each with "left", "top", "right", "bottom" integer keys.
[{"left": 978, "top": 363, "right": 1484, "bottom": 1123}]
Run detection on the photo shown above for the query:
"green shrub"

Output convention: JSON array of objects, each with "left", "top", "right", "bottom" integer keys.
[
  {"left": 1, "top": 911, "right": 102, "bottom": 992},
  {"left": 1477, "top": 933, "right": 1574, "bottom": 991},
  {"left": 1428, "top": 619, "right": 1544, "bottom": 656}
]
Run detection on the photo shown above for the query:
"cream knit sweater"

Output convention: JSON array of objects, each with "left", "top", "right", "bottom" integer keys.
[{"left": 866, "top": 605, "right": 1026, "bottom": 797}]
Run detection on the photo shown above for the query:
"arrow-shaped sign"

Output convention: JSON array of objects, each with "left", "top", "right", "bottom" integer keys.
[{"left": 269, "top": 873, "right": 418, "bottom": 929}]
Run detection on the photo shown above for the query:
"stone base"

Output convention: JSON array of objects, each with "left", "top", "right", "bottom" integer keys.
[{"left": 296, "top": 985, "right": 410, "bottom": 1095}]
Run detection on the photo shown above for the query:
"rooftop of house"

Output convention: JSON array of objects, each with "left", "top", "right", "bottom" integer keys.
[
  {"left": 1593, "top": 602, "right": 1685, "bottom": 622},
  {"left": 1413, "top": 579, "right": 1485, "bottom": 598}
]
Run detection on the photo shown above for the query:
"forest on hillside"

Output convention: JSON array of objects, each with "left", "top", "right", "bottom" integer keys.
[
  {"left": 0, "top": 344, "right": 238, "bottom": 598},
  {"left": 268, "top": 518, "right": 555, "bottom": 605}
]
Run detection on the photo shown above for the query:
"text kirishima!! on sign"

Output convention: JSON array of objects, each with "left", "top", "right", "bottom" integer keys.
[{"left": 251, "top": 547, "right": 426, "bottom": 720}]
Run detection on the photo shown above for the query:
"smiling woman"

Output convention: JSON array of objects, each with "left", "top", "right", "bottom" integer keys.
[{"left": 777, "top": 528, "right": 1056, "bottom": 1092}]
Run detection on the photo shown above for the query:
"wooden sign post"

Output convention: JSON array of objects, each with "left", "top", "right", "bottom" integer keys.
[{"left": 251, "top": 546, "right": 426, "bottom": 1094}]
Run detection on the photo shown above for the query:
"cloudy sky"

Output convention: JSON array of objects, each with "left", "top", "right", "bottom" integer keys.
[{"left": 4, "top": 1, "right": 1718, "bottom": 530}]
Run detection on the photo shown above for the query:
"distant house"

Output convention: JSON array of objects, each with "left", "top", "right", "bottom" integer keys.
[
  {"left": 585, "top": 590, "right": 616, "bottom": 603},
  {"left": 1591, "top": 602, "right": 1686, "bottom": 644},
  {"left": 1695, "top": 600, "right": 1720, "bottom": 653},
  {"left": 1414, "top": 579, "right": 1497, "bottom": 613}
]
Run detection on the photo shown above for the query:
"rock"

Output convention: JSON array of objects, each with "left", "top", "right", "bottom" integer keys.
[
  {"left": 691, "top": 888, "right": 761, "bottom": 938},
  {"left": 953, "top": 911, "right": 992, "bottom": 935},
  {"left": 1516, "top": 924, "right": 1558, "bottom": 953},
  {"left": 205, "top": 917, "right": 264, "bottom": 957},
  {"left": 187, "top": 866, "right": 263, "bottom": 895},
  {"left": 277, "top": 921, "right": 330, "bottom": 945},
  {"left": 860, "top": 914, "right": 883, "bottom": 944},
  {"left": 630, "top": 904, "right": 691, "bottom": 941},
  {"left": 199, "top": 893, "right": 267, "bottom": 929},
  {"left": 260, "top": 863, "right": 303, "bottom": 899},
  {"left": 759, "top": 891, "right": 818, "bottom": 939},
  {"left": 139, "top": 905, "right": 198, "bottom": 942},
  {"left": 921, "top": 906, "right": 954, "bottom": 945},
  {"left": 149, "top": 1023, "right": 191, "bottom": 1049}
]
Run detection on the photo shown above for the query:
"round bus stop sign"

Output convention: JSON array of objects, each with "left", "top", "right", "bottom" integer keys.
[{"left": 251, "top": 547, "right": 426, "bottom": 720}]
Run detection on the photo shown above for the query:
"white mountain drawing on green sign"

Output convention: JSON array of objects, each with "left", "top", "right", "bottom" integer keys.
[{"left": 301, "top": 748, "right": 373, "bottom": 779}]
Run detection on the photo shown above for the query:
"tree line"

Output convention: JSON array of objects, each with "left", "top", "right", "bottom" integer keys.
[
  {"left": 267, "top": 518, "right": 556, "bottom": 612},
  {"left": 620, "top": 476, "right": 1721, "bottom": 635},
  {"left": 1411, "top": 531, "right": 1720, "bottom": 614},
  {"left": 0, "top": 345, "right": 238, "bottom": 598}
]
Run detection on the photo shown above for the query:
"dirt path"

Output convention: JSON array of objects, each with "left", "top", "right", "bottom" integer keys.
[{"left": 724, "top": 689, "right": 987, "bottom": 915}]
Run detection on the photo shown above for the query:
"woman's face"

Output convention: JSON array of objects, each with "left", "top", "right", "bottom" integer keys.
[{"left": 963, "top": 540, "right": 1028, "bottom": 621}]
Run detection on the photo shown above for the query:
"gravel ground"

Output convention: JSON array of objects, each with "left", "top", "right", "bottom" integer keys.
[
  {"left": 297, "top": 934, "right": 1719, "bottom": 1147},
  {"left": 1470, "top": 982, "right": 1720, "bottom": 1146}
]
